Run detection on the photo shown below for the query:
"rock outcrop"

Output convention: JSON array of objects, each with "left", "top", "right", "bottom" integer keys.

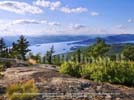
[{"left": 0, "top": 64, "right": 134, "bottom": 100}]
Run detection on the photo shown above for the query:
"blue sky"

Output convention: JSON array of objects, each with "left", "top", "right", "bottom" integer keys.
[{"left": 0, "top": 0, "right": 134, "bottom": 36}]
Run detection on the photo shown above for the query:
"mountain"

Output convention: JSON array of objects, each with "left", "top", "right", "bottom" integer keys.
[
  {"left": 71, "top": 34, "right": 134, "bottom": 45},
  {"left": 27, "top": 35, "right": 91, "bottom": 45},
  {"left": 2, "top": 34, "right": 134, "bottom": 47},
  {"left": 2, "top": 35, "right": 91, "bottom": 46},
  {"left": 104, "top": 34, "right": 134, "bottom": 43}
]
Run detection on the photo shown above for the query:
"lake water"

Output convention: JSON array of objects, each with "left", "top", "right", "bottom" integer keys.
[
  {"left": 29, "top": 41, "right": 87, "bottom": 56},
  {"left": 120, "top": 41, "right": 134, "bottom": 43},
  {"left": 29, "top": 40, "right": 134, "bottom": 56}
]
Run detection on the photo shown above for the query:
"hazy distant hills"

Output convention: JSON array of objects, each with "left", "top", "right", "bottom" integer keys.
[
  {"left": 3, "top": 35, "right": 91, "bottom": 46},
  {"left": 2, "top": 34, "right": 134, "bottom": 46},
  {"left": 105, "top": 34, "right": 134, "bottom": 43},
  {"left": 72, "top": 34, "right": 134, "bottom": 45}
]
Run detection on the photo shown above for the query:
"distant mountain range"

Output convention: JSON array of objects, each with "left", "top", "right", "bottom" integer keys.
[
  {"left": 2, "top": 34, "right": 134, "bottom": 46},
  {"left": 3, "top": 35, "right": 91, "bottom": 46},
  {"left": 71, "top": 34, "right": 134, "bottom": 45}
]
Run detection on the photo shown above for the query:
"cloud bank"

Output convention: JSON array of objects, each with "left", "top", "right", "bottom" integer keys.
[{"left": 0, "top": 1, "right": 42, "bottom": 14}]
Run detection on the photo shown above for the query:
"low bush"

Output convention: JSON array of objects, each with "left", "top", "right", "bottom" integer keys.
[
  {"left": 59, "top": 62, "right": 81, "bottom": 77},
  {"left": 0, "top": 64, "right": 5, "bottom": 79},
  {"left": 3, "top": 62, "right": 13, "bottom": 68},
  {"left": 60, "top": 58, "right": 134, "bottom": 86},
  {"left": 6, "top": 79, "right": 38, "bottom": 100}
]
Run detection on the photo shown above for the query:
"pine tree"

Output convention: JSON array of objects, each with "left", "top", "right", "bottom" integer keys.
[
  {"left": 45, "top": 51, "right": 51, "bottom": 64},
  {"left": 28, "top": 53, "right": 42, "bottom": 63},
  {"left": 12, "top": 35, "right": 31, "bottom": 60},
  {"left": 45, "top": 46, "right": 55, "bottom": 64},
  {"left": 122, "top": 44, "right": 134, "bottom": 61},
  {"left": 76, "top": 49, "right": 81, "bottom": 63},
  {"left": 10, "top": 42, "right": 18, "bottom": 58},
  {"left": 0, "top": 38, "right": 7, "bottom": 57},
  {"left": 50, "top": 45, "right": 54, "bottom": 54},
  {"left": 88, "top": 38, "right": 110, "bottom": 58}
]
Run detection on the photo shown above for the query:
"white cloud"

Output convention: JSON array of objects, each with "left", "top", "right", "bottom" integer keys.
[
  {"left": 34, "top": 0, "right": 61, "bottom": 10},
  {"left": 60, "top": 7, "right": 88, "bottom": 13},
  {"left": 1, "top": 19, "right": 60, "bottom": 27},
  {"left": 0, "top": 19, "right": 61, "bottom": 36},
  {"left": 0, "top": 19, "right": 62, "bottom": 37},
  {"left": 1, "top": 19, "right": 133, "bottom": 37},
  {"left": 101, "top": 24, "right": 131, "bottom": 34},
  {"left": 48, "top": 22, "right": 60, "bottom": 26},
  {"left": 90, "top": 12, "right": 99, "bottom": 16},
  {"left": 12, "top": 19, "right": 47, "bottom": 25},
  {"left": 60, "top": 23, "right": 134, "bottom": 35},
  {"left": 115, "top": 24, "right": 127, "bottom": 29},
  {"left": 128, "top": 18, "right": 134, "bottom": 23},
  {"left": 69, "top": 24, "right": 87, "bottom": 29},
  {"left": 0, "top": 1, "right": 43, "bottom": 14},
  {"left": 0, "top": 25, "right": 133, "bottom": 36},
  {"left": 34, "top": 0, "right": 88, "bottom": 14}
]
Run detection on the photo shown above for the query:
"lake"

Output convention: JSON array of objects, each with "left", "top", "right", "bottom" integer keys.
[
  {"left": 29, "top": 41, "right": 87, "bottom": 56},
  {"left": 29, "top": 40, "right": 134, "bottom": 56}
]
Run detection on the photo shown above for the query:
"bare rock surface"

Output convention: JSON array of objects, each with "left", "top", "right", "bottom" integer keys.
[{"left": 0, "top": 64, "right": 134, "bottom": 100}]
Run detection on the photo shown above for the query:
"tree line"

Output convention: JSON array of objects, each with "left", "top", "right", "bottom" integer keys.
[
  {"left": 0, "top": 35, "right": 30, "bottom": 60},
  {"left": 1, "top": 36, "right": 134, "bottom": 64},
  {"left": 59, "top": 38, "right": 134, "bottom": 86}
]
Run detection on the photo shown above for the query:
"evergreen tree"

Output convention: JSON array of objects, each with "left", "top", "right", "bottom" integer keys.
[
  {"left": 122, "top": 44, "right": 134, "bottom": 61},
  {"left": 49, "top": 46, "right": 55, "bottom": 63},
  {"left": 45, "top": 46, "right": 55, "bottom": 64},
  {"left": 88, "top": 38, "right": 110, "bottom": 58},
  {"left": 0, "top": 38, "right": 6, "bottom": 50},
  {"left": 28, "top": 53, "right": 42, "bottom": 63},
  {"left": 50, "top": 45, "right": 54, "bottom": 55},
  {"left": 3, "top": 48, "right": 9, "bottom": 58},
  {"left": 53, "top": 55, "right": 61, "bottom": 65},
  {"left": 45, "top": 51, "right": 50, "bottom": 64},
  {"left": 76, "top": 49, "right": 81, "bottom": 63},
  {"left": 12, "top": 35, "right": 30, "bottom": 60},
  {"left": 0, "top": 38, "right": 8, "bottom": 57},
  {"left": 10, "top": 42, "right": 18, "bottom": 58}
]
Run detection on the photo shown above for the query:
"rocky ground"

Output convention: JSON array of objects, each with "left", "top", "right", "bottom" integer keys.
[{"left": 0, "top": 64, "right": 134, "bottom": 100}]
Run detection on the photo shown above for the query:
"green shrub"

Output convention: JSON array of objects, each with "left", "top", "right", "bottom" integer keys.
[
  {"left": 0, "top": 64, "right": 5, "bottom": 71},
  {"left": 80, "top": 64, "right": 91, "bottom": 79},
  {"left": 0, "top": 64, "right": 5, "bottom": 79},
  {"left": 82, "top": 60, "right": 134, "bottom": 85},
  {"left": 60, "top": 58, "right": 134, "bottom": 86},
  {"left": 6, "top": 79, "right": 38, "bottom": 100},
  {"left": 59, "top": 62, "right": 81, "bottom": 77}
]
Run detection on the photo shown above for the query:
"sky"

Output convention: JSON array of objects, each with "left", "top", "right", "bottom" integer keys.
[{"left": 0, "top": 0, "right": 134, "bottom": 36}]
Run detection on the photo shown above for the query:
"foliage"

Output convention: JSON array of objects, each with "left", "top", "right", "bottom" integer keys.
[
  {"left": 6, "top": 79, "right": 38, "bottom": 100},
  {"left": 15, "top": 35, "right": 31, "bottom": 60},
  {"left": 9, "top": 35, "right": 31, "bottom": 60},
  {"left": 60, "top": 58, "right": 134, "bottom": 86},
  {"left": 73, "top": 49, "right": 82, "bottom": 63},
  {"left": 59, "top": 62, "right": 81, "bottom": 77},
  {"left": 0, "top": 38, "right": 9, "bottom": 57},
  {"left": 89, "top": 59, "right": 134, "bottom": 85},
  {"left": 3, "top": 62, "right": 13, "bottom": 68},
  {"left": 9, "top": 42, "right": 19, "bottom": 58},
  {"left": 80, "top": 64, "right": 91, "bottom": 79},
  {"left": 76, "top": 49, "right": 81, "bottom": 63},
  {"left": 28, "top": 53, "right": 42, "bottom": 64},
  {"left": 53, "top": 55, "right": 61, "bottom": 65},
  {"left": 88, "top": 38, "right": 110, "bottom": 58},
  {"left": 0, "top": 64, "right": 5, "bottom": 79},
  {"left": 122, "top": 44, "right": 134, "bottom": 61},
  {"left": 44, "top": 46, "right": 55, "bottom": 64},
  {"left": 0, "top": 36, "right": 30, "bottom": 61}
]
